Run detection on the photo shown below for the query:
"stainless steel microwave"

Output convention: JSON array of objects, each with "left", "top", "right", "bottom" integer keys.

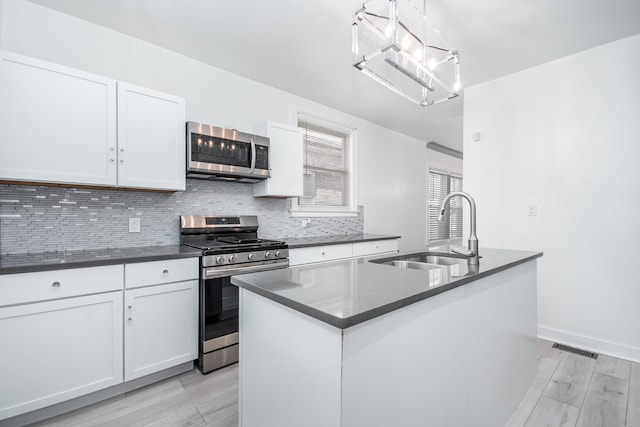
[{"left": 186, "top": 121, "right": 270, "bottom": 183}]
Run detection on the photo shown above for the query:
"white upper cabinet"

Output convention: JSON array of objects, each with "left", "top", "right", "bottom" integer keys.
[
  {"left": 253, "top": 121, "right": 303, "bottom": 198},
  {"left": 0, "top": 51, "right": 186, "bottom": 191},
  {"left": 0, "top": 51, "right": 117, "bottom": 186},
  {"left": 117, "top": 82, "right": 186, "bottom": 191}
]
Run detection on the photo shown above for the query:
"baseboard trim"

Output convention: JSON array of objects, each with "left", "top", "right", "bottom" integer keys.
[{"left": 538, "top": 325, "right": 640, "bottom": 363}]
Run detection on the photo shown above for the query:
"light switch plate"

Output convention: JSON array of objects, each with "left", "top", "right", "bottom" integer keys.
[{"left": 129, "top": 217, "right": 141, "bottom": 233}]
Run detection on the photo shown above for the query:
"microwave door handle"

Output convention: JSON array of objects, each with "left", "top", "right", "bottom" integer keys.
[{"left": 250, "top": 138, "right": 256, "bottom": 173}]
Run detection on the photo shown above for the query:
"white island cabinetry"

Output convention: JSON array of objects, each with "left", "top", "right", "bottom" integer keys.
[
  {"left": 0, "top": 50, "right": 185, "bottom": 191},
  {"left": 0, "top": 266, "right": 124, "bottom": 421},
  {"left": 235, "top": 249, "right": 540, "bottom": 427},
  {"left": 123, "top": 258, "right": 198, "bottom": 381}
]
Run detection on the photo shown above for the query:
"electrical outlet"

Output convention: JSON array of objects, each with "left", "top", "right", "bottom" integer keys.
[
  {"left": 301, "top": 218, "right": 311, "bottom": 228},
  {"left": 129, "top": 217, "right": 141, "bottom": 233},
  {"left": 527, "top": 204, "right": 538, "bottom": 216}
]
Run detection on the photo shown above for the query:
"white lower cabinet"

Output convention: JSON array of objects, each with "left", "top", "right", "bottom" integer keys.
[
  {"left": 0, "top": 291, "right": 123, "bottom": 420},
  {"left": 352, "top": 239, "right": 398, "bottom": 257},
  {"left": 289, "top": 243, "right": 354, "bottom": 266},
  {"left": 0, "top": 258, "right": 199, "bottom": 421},
  {"left": 124, "top": 280, "right": 198, "bottom": 381},
  {"left": 289, "top": 239, "right": 399, "bottom": 266}
]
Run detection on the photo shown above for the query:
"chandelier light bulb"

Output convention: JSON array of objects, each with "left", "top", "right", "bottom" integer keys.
[
  {"left": 384, "top": 24, "right": 392, "bottom": 38},
  {"left": 413, "top": 47, "right": 423, "bottom": 61},
  {"left": 427, "top": 58, "right": 438, "bottom": 70},
  {"left": 453, "top": 81, "right": 461, "bottom": 92},
  {"left": 401, "top": 35, "right": 410, "bottom": 50}
]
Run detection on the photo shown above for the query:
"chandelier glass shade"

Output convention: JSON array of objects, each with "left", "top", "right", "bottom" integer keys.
[{"left": 352, "top": 0, "right": 461, "bottom": 107}]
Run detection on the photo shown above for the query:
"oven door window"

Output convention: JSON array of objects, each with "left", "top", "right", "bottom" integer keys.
[
  {"left": 202, "top": 276, "right": 238, "bottom": 342},
  {"left": 191, "top": 133, "right": 250, "bottom": 168}
]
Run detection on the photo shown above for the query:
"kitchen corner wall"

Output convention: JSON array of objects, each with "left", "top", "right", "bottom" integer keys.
[
  {"left": 0, "top": 0, "right": 436, "bottom": 253},
  {"left": 463, "top": 34, "right": 640, "bottom": 362},
  {"left": 0, "top": 180, "right": 363, "bottom": 255}
]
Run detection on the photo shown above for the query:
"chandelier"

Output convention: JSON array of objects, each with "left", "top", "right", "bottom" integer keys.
[{"left": 352, "top": 0, "right": 461, "bottom": 107}]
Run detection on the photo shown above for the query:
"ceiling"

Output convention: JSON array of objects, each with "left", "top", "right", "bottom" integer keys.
[{"left": 26, "top": 0, "right": 640, "bottom": 152}]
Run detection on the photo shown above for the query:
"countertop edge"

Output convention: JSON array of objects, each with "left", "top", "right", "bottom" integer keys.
[
  {"left": 0, "top": 248, "right": 202, "bottom": 275},
  {"left": 233, "top": 250, "right": 543, "bottom": 329}
]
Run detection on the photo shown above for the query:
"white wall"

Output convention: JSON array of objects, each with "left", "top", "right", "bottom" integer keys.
[
  {"left": 464, "top": 34, "right": 640, "bottom": 361},
  {"left": 0, "top": 0, "right": 461, "bottom": 252}
]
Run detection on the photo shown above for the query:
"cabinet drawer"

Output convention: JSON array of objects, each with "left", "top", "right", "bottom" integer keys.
[
  {"left": 352, "top": 239, "right": 399, "bottom": 257},
  {"left": 0, "top": 265, "right": 123, "bottom": 307},
  {"left": 289, "top": 244, "right": 353, "bottom": 266},
  {"left": 125, "top": 258, "right": 198, "bottom": 289}
]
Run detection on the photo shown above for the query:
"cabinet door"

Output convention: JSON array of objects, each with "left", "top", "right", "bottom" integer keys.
[
  {"left": 253, "top": 121, "right": 303, "bottom": 197},
  {"left": 0, "top": 292, "right": 123, "bottom": 420},
  {"left": 124, "top": 280, "right": 198, "bottom": 381},
  {"left": 117, "top": 82, "right": 186, "bottom": 191},
  {"left": 0, "top": 51, "right": 117, "bottom": 186}
]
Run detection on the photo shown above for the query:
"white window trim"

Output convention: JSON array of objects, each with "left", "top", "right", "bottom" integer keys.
[{"left": 289, "top": 112, "right": 358, "bottom": 218}]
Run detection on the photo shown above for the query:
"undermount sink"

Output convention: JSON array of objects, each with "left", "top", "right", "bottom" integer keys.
[
  {"left": 370, "top": 252, "right": 468, "bottom": 268},
  {"left": 384, "top": 260, "right": 444, "bottom": 270},
  {"left": 370, "top": 252, "right": 482, "bottom": 279},
  {"left": 398, "top": 254, "right": 464, "bottom": 266}
]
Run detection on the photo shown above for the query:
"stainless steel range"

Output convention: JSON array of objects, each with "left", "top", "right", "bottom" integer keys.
[{"left": 180, "top": 215, "right": 289, "bottom": 373}]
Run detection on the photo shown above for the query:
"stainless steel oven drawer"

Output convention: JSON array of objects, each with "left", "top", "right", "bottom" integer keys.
[{"left": 200, "top": 344, "right": 239, "bottom": 373}]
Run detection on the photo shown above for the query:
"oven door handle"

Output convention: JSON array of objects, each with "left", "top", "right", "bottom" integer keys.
[
  {"left": 249, "top": 137, "right": 256, "bottom": 173},
  {"left": 203, "top": 260, "right": 289, "bottom": 279}
]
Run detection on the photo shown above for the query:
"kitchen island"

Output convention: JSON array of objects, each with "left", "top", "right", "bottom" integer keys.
[{"left": 232, "top": 248, "right": 542, "bottom": 427}]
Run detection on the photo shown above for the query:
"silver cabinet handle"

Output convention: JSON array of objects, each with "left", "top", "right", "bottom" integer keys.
[
  {"left": 127, "top": 305, "right": 133, "bottom": 321},
  {"left": 52, "top": 281, "right": 61, "bottom": 287},
  {"left": 162, "top": 269, "right": 169, "bottom": 275},
  {"left": 119, "top": 147, "right": 125, "bottom": 163},
  {"left": 321, "top": 251, "right": 326, "bottom": 256},
  {"left": 249, "top": 138, "right": 256, "bottom": 173},
  {"left": 109, "top": 147, "right": 115, "bottom": 163}
]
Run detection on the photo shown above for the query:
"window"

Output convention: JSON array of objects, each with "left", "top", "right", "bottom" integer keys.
[
  {"left": 427, "top": 168, "right": 463, "bottom": 242},
  {"left": 290, "top": 114, "right": 357, "bottom": 216}
]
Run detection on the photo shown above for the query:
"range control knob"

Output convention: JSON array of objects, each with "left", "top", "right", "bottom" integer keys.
[
  {"left": 216, "top": 256, "right": 225, "bottom": 265},
  {"left": 264, "top": 251, "right": 271, "bottom": 259},
  {"left": 248, "top": 253, "right": 255, "bottom": 261},
  {"left": 228, "top": 255, "right": 237, "bottom": 263},
  {"left": 274, "top": 250, "right": 281, "bottom": 258}
]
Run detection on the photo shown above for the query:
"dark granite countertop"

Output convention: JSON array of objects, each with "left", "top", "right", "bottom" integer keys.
[
  {"left": 283, "top": 234, "right": 400, "bottom": 249},
  {"left": 232, "top": 247, "right": 543, "bottom": 329},
  {"left": 0, "top": 245, "right": 202, "bottom": 275}
]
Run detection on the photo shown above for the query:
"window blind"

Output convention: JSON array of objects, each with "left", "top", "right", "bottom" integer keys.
[
  {"left": 427, "top": 169, "right": 463, "bottom": 242},
  {"left": 298, "top": 120, "right": 348, "bottom": 208}
]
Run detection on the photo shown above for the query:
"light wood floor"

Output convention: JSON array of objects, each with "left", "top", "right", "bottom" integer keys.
[
  {"left": 29, "top": 339, "right": 640, "bottom": 426},
  {"left": 507, "top": 339, "right": 639, "bottom": 427}
]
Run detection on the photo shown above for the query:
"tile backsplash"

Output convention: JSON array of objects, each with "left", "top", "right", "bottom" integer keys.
[{"left": 0, "top": 180, "right": 363, "bottom": 255}]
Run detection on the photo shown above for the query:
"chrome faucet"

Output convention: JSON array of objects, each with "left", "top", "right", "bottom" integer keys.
[{"left": 438, "top": 191, "right": 479, "bottom": 265}]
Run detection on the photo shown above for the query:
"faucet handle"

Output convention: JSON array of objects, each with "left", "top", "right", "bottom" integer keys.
[{"left": 451, "top": 245, "right": 476, "bottom": 257}]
